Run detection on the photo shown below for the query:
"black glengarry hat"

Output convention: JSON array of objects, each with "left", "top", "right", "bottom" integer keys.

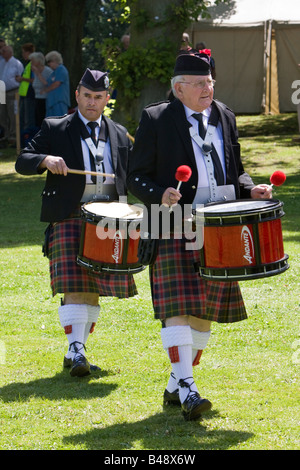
[
  {"left": 173, "top": 52, "right": 211, "bottom": 76},
  {"left": 79, "top": 68, "right": 109, "bottom": 91}
]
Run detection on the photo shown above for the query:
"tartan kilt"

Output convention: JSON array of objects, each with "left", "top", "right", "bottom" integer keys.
[
  {"left": 48, "top": 218, "right": 138, "bottom": 298},
  {"left": 149, "top": 238, "right": 247, "bottom": 323}
]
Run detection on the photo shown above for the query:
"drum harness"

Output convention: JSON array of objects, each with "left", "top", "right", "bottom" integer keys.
[
  {"left": 43, "top": 121, "right": 115, "bottom": 258},
  {"left": 80, "top": 119, "right": 117, "bottom": 203},
  {"left": 189, "top": 110, "right": 235, "bottom": 205},
  {"left": 139, "top": 112, "right": 235, "bottom": 266}
]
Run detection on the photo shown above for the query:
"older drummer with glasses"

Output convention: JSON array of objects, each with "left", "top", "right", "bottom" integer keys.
[{"left": 127, "top": 51, "right": 272, "bottom": 421}]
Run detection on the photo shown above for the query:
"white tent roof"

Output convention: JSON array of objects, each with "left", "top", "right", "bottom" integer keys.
[{"left": 204, "top": 0, "right": 300, "bottom": 25}]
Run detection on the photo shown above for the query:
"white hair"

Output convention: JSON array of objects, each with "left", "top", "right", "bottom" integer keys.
[
  {"left": 29, "top": 52, "right": 46, "bottom": 66},
  {"left": 45, "top": 50, "right": 63, "bottom": 64},
  {"left": 171, "top": 75, "right": 184, "bottom": 98}
]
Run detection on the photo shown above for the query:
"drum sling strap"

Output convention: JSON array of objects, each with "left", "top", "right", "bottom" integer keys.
[{"left": 80, "top": 119, "right": 108, "bottom": 188}]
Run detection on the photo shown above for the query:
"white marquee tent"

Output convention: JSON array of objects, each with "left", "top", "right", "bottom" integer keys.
[{"left": 187, "top": 0, "right": 300, "bottom": 113}]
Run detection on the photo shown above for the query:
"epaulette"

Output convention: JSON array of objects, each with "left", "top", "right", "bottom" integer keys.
[
  {"left": 144, "top": 100, "right": 170, "bottom": 109},
  {"left": 46, "top": 114, "right": 68, "bottom": 120},
  {"left": 214, "top": 99, "right": 235, "bottom": 114}
]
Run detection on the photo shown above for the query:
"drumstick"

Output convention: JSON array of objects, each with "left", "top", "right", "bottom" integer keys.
[
  {"left": 126, "top": 132, "right": 135, "bottom": 143},
  {"left": 169, "top": 165, "right": 192, "bottom": 212},
  {"left": 67, "top": 168, "right": 115, "bottom": 178}
]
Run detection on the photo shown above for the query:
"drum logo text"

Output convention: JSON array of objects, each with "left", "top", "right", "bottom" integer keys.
[
  {"left": 241, "top": 225, "right": 254, "bottom": 264},
  {"left": 112, "top": 230, "right": 123, "bottom": 263}
]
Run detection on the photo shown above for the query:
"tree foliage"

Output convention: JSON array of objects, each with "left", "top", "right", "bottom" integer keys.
[
  {"left": 102, "top": 0, "right": 227, "bottom": 131},
  {"left": 0, "top": 0, "right": 229, "bottom": 129},
  {"left": 0, "top": 0, "right": 46, "bottom": 57},
  {"left": 82, "top": 0, "right": 130, "bottom": 70}
]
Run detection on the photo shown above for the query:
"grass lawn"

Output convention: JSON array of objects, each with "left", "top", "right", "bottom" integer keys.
[{"left": 0, "top": 113, "right": 299, "bottom": 451}]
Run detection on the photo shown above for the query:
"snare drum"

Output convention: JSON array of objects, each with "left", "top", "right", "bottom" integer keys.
[
  {"left": 195, "top": 199, "right": 289, "bottom": 281},
  {"left": 77, "top": 201, "right": 145, "bottom": 274}
]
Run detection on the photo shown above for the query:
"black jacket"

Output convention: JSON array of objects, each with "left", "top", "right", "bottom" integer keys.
[
  {"left": 127, "top": 98, "right": 254, "bottom": 208},
  {"left": 15, "top": 111, "right": 132, "bottom": 223}
]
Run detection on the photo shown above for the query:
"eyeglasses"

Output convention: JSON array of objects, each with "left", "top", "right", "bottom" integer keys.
[{"left": 179, "top": 79, "right": 216, "bottom": 89}]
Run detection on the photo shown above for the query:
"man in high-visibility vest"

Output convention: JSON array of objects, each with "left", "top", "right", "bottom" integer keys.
[{"left": 16, "top": 43, "right": 36, "bottom": 145}]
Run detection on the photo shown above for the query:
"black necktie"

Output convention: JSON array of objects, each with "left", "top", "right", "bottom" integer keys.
[
  {"left": 87, "top": 121, "right": 98, "bottom": 146},
  {"left": 193, "top": 112, "right": 206, "bottom": 139},
  {"left": 87, "top": 121, "right": 98, "bottom": 182},
  {"left": 192, "top": 113, "right": 224, "bottom": 185}
]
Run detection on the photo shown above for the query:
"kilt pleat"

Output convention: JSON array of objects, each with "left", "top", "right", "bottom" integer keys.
[
  {"left": 149, "top": 238, "right": 247, "bottom": 323},
  {"left": 48, "top": 218, "right": 138, "bottom": 298}
]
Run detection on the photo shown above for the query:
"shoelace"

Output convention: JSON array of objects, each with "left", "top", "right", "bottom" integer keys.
[
  {"left": 169, "top": 372, "right": 179, "bottom": 394},
  {"left": 69, "top": 341, "right": 86, "bottom": 359},
  {"left": 178, "top": 377, "right": 200, "bottom": 402}
]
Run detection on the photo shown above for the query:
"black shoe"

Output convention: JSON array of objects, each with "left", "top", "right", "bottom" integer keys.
[
  {"left": 63, "top": 356, "right": 74, "bottom": 368},
  {"left": 63, "top": 355, "right": 101, "bottom": 373},
  {"left": 70, "top": 353, "right": 91, "bottom": 377},
  {"left": 66, "top": 341, "right": 98, "bottom": 377},
  {"left": 179, "top": 378, "right": 212, "bottom": 421},
  {"left": 181, "top": 392, "right": 212, "bottom": 421},
  {"left": 163, "top": 372, "right": 180, "bottom": 406},
  {"left": 163, "top": 388, "right": 180, "bottom": 406}
]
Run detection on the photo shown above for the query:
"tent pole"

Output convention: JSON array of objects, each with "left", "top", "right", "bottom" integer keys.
[{"left": 262, "top": 20, "right": 272, "bottom": 113}]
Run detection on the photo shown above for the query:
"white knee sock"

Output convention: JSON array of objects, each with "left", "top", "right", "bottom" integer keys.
[
  {"left": 161, "top": 326, "right": 198, "bottom": 403},
  {"left": 83, "top": 305, "right": 100, "bottom": 344},
  {"left": 58, "top": 304, "right": 99, "bottom": 359},
  {"left": 164, "top": 328, "right": 211, "bottom": 392},
  {"left": 191, "top": 329, "right": 211, "bottom": 365}
]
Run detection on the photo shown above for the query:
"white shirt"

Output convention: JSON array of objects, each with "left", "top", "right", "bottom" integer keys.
[
  {"left": 2, "top": 56, "right": 24, "bottom": 91},
  {"left": 184, "top": 104, "right": 226, "bottom": 188},
  {"left": 78, "top": 110, "right": 114, "bottom": 184}
]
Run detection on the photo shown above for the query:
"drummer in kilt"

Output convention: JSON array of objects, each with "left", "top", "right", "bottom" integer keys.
[
  {"left": 127, "top": 51, "right": 272, "bottom": 421},
  {"left": 15, "top": 69, "right": 137, "bottom": 377}
]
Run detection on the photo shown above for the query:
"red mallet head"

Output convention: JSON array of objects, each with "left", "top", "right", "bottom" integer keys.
[
  {"left": 270, "top": 170, "right": 286, "bottom": 186},
  {"left": 175, "top": 165, "right": 192, "bottom": 192},
  {"left": 175, "top": 165, "right": 192, "bottom": 183}
]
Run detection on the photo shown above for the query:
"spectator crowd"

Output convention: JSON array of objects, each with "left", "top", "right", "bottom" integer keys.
[{"left": 0, "top": 39, "right": 70, "bottom": 149}]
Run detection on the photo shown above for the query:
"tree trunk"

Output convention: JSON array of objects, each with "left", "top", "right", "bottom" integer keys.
[
  {"left": 42, "top": 0, "right": 87, "bottom": 106},
  {"left": 113, "top": 0, "right": 186, "bottom": 130}
]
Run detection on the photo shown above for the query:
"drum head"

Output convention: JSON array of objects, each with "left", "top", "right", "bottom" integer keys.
[
  {"left": 82, "top": 201, "right": 143, "bottom": 220},
  {"left": 197, "top": 199, "right": 282, "bottom": 216},
  {"left": 195, "top": 199, "right": 284, "bottom": 226}
]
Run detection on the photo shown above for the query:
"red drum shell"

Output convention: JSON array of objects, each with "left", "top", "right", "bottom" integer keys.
[
  {"left": 77, "top": 202, "right": 145, "bottom": 274},
  {"left": 195, "top": 199, "right": 289, "bottom": 281}
]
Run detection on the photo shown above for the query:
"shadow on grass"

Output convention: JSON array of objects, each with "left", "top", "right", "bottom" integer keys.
[
  {"left": 0, "top": 367, "right": 254, "bottom": 450},
  {"left": 62, "top": 408, "right": 253, "bottom": 451},
  {"left": 0, "top": 368, "right": 117, "bottom": 402},
  {"left": 237, "top": 113, "right": 298, "bottom": 137},
  {"left": 0, "top": 171, "right": 138, "bottom": 248},
  {"left": 0, "top": 172, "right": 46, "bottom": 247}
]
